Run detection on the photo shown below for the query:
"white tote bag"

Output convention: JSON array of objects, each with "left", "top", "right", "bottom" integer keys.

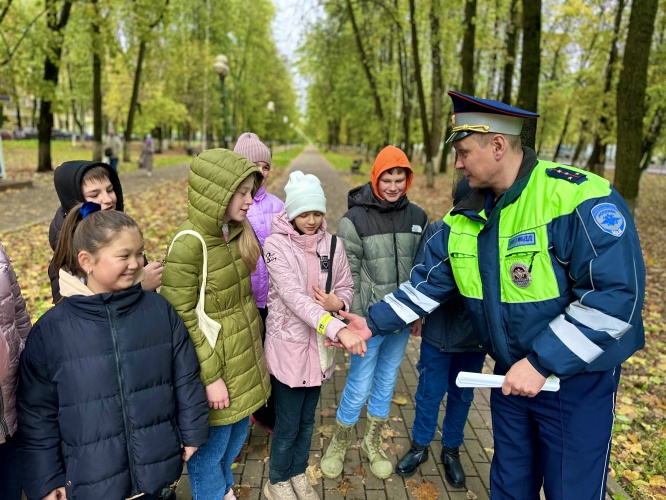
[{"left": 168, "top": 230, "right": 222, "bottom": 349}]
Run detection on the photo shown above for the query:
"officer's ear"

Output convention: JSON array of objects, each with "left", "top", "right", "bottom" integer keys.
[{"left": 492, "top": 134, "right": 508, "bottom": 160}]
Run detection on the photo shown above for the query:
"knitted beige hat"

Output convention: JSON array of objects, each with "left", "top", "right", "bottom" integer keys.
[{"left": 233, "top": 132, "right": 271, "bottom": 166}]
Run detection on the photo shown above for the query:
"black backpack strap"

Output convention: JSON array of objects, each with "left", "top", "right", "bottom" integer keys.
[{"left": 325, "top": 235, "right": 337, "bottom": 293}]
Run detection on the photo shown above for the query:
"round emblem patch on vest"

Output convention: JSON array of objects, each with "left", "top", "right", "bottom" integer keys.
[
  {"left": 510, "top": 262, "right": 532, "bottom": 288},
  {"left": 591, "top": 203, "right": 625, "bottom": 237}
]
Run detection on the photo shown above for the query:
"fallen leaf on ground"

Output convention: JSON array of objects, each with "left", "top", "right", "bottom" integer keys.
[
  {"left": 306, "top": 464, "right": 323, "bottom": 485},
  {"left": 406, "top": 479, "right": 440, "bottom": 500},
  {"left": 317, "top": 425, "right": 335, "bottom": 438},
  {"left": 328, "top": 477, "right": 357, "bottom": 496},
  {"left": 233, "top": 484, "right": 252, "bottom": 499},
  {"left": 392, "top": 395, "right": 408, "bottom": 405}
]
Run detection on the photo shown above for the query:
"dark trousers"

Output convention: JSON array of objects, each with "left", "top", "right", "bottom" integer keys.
[
  {"left": 0, "top": 436, "right": 22, "bottom": 500},
  {"left": 269, "top": 376, "right": 321, "bottom": 484},
  {"left": 490, "top": 367, "right": 620, "bottom": 500},
  {"left": 252, "top": 308, "right": 276, "bottom": 429}
]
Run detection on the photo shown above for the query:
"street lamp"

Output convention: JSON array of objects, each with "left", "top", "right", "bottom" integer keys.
[
  {"left": 214, "top": 54, "right": 230, "bottom": 149},
  {"left": 266, "top": 100, "right": 275, "bottom": 153}
]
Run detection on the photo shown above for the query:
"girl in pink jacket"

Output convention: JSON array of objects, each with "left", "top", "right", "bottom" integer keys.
[
  {"left": 0, "top": 242, "right": 31, "bottom": 500},
  {"left": 262, "top": 171, "right": 365, "bottom": 500}
]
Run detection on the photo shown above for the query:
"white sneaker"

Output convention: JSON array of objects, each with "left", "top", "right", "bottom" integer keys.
[
  {"left": 223, "top": 488, "right": 236, "bottom": 500},
  {"left": 147, "top": 171, "right": 152, "bottom": 177},
  {"left": 263, "top": 480, "right": 298, "bottom": 500},
  {"left": 290, "top": 473, "right": 320, "bottom": 500}
]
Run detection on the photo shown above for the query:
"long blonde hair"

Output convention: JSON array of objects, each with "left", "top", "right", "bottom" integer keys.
[{"left": 239, "top": 218, "right": 261, "bottom": 273}]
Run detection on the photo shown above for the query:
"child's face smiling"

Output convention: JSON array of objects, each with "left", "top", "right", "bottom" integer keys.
[
  {"left": 293, "top": 211, "right": 324, "bottom": 235},
  {"left": 256, "top": 161, "right": 271, "bottom": 186},
  {"left": 82, "top": 177, "right": 117, "bottom": 211},
  {"left": 377, "top": 169, "right": 407, "bottom": 202},
  {"left": 223, "top": 175, "right": 255, "bottom": 224},
  {"left": 82, "top": 228, "right": 144, "bottom": 294}
]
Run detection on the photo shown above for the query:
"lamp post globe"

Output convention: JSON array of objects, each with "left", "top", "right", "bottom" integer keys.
[{"left": 214, "top": 54, "right": 231, "bottom": 148}]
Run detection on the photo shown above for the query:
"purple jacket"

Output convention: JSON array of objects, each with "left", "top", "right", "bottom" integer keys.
[
  {"left": 247, "top": 186, "right": 284, "bottom": 308},
  {"left": 264, "top": 212, "right": 354, "bottom": 388},
  {"left": 0, "top": 243, "right": 31, "bottom": 443}
]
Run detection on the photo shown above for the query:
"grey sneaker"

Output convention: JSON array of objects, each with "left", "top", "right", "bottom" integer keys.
[
  {"left": 263, "top": 480, "right": 299, "bottom": 500},
  {"left": 290, "top": 473, "right": 320, "bottom": 500}
]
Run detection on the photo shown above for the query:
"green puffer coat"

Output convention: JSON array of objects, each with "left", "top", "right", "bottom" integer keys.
[
  {"left": 337, "top": 183, "right": 428, "bottom": 319},
  {"left": 160, "top": 149, "right": 270, "bottom": 426}
]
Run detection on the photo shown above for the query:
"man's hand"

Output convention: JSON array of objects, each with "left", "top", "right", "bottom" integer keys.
[
  {"left": 410, "top": 318, "right": 423, "bottom": 337},
  {"left": 336, "top": 328, "right": 367, "bottom": 357},
  {"left": 182, "top": 446, "right": 198, "bottom": 462},
  {"left": 502, "top": 358, "right": 547, "bottom": 397},
  {"left": 313, "top": 286, "right": 344, "bottom": 312},
  {"left": 42, "top": 487, "right": 67, "bottom": 500},
  {"left": 141, "top": 261, "right": 164, "bottom": 291},
  {"left": 206, "top": 378, "right": 230, "bottom": 409},
  {"left": 338, "top": 310, "right": 372, "bottom": 341}
]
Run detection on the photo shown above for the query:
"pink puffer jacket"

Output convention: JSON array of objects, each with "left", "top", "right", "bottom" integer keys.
[
  {"left": 264, "top": 212, "right": 354, "bottom": 388},
  {"left": 0, "top": 242, "right": 31, "bottom": 443}
]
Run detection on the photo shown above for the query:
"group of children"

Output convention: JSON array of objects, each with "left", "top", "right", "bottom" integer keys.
[{"left": 0, "top": 133, "right": 485, "bottom": 500}]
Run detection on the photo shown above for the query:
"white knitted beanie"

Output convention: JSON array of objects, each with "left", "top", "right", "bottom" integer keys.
[
  {"left": 284, "top": 171, "right": 327, "bottom": 220},
  {"left": 233, "top": 132, "right": 271, "bottom": 166}
]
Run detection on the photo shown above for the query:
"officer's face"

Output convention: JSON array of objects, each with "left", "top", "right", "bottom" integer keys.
[{"left": 453, "top": 135, "right": 498, "bottom": 189}]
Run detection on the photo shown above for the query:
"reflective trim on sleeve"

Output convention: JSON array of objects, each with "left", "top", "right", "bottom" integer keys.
[
  {"left": 550, "top": 314, "right": 604, "bottom": 363},
  {"left": 399, "top": 282, "right": 439, "bottom": 314},
  {"left": 384, "top": 293, "right": 420, "bottom": 324},
  {"left": 566, "top": 301, "right": 631, "bottom": 340}
]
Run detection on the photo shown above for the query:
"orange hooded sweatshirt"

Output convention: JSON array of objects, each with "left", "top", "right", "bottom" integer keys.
[{"left": 370, "top": 145, "right": 414, "bottom": 200}]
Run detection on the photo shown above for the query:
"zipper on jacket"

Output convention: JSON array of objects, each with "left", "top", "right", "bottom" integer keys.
[
  {"left": 227, "top": 242, "right": 271, "bottom": 399},
  {"left": 391, "top": 212, "right": 400, "bottom": 287},
  {"left": 0, "top": 396, "right": 9, "bottom": 439},
  {"left": 105, "top": 304, "right": 138, "bottom": 493}
]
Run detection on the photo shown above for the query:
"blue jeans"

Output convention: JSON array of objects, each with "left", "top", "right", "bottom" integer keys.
[
  {"left": 187, "top": 417, "right": 249, "bottom": 500},
  {"left": 270, "top": 376, "right": 321, "bottom": 484},
  {"left": 109, "top": 157, "right": 119, "bottom": 172},
  {"left": 412, "top": 342, "right": 486, "bottom": 448},
  {"left": 0, "top": 436, "right": 21, "bottom": 500},
  {"left": 337, "top": 327, "right": 411, "bottom": 424}
]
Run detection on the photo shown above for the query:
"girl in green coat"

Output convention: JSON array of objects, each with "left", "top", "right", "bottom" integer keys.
[{"left": 160, "top": 149, "right": 271, "bottom": 500}]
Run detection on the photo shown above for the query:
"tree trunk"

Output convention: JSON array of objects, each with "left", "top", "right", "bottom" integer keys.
[
  {"left": 409, "top": 0, "right": 433, "bottom": 187},
  {"left": 615, "top": 0, "right": 658, "bottom": 214},
  {"left": 640, "top": 107, "right": 663, "bottom": 171},
  {"left": 345, "top": 0, "right": 389, "bottom": 144},
  {"left": 516, "top": 0, "right": 541, "bottom": 149},
  {"left": 91, "top": 0, "right": 102, "bottom": 161},
  {"left": 398, "top": 38, "right": 412, "bottom": 154},
  {"left": 461, "top": 0, "right": 476, "bottom": 95},
  {"left": 430, "top": 0, "right": 443, "bottom": 173},
  {"left": 553, "top": 106, "right": 572, "bottom": 162},
  {"left": 586, "top": 0, "right": 625, "bottom": 176},
  {"left": 123, "top": 40, "right": 146, "bottom": 162},
  {"left": 37, "top": 0, "right": 74, "bottom": 172},
  {"left": 500, "top": 0, "right": 519, "bottom": 104}
]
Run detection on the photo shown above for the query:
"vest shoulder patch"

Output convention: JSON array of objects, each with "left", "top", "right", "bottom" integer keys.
[{"left": 545, "top": 167, "right": 587, "bottom": 184}]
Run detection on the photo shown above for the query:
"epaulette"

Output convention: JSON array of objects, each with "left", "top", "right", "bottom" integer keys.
[{"left": 545, "top": 167, "right": 587, "bottom": 184}]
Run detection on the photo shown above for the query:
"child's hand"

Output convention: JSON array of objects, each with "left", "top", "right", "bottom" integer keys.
[
  {"left": 323, "top": 337, "right": 345, "bottom": 349},
  {"left": 42, "top": 487, "right": 67, "bottom": 499},
  {"left": 336, "top": 329, "right": 367, "bottom": 357},
  {"left": 182, "top": 446, "right": 198, "bottom": 462},
  {"left": 142, "top": 261, "right": 164, "bottom": 291},
  {"left": 410, "top": 318, "right": 423, "bottom": 337},
  {"left": 313, "top": 286, "right": 344, "bottom": 312},
  {"left": 338, "top": 310, "right": 372, "bottom": 341},
  {"left": 206, "top": 378, "right": 230, "bottom": 409}
]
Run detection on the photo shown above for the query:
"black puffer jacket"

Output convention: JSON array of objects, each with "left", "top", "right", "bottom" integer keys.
[
  {"left": 18, "top": 282, "right": 208, "bottom": 500},
  {"left": 48, "top": 161, "right": 125, "bottom": 303}
]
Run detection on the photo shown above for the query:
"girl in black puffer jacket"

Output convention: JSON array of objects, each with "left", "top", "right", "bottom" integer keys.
[{"left": 18, "top": 204, "right": 209, "bottom": 500}]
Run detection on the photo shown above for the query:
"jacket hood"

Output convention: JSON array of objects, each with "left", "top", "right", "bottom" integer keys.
[
  {"left": 370, "top": 145, "right": 413, "bottom": 199},
  {"left": 187, "top": 149, "right": 262, "bottom": 235},
  {"left": 54, "top": 161, "right": 124, "bottom": 213},
  {"left": 271, "top": 211, "right": 328, "bottom": 242},
  {"left": 347, "top": 182, "right": 411, "bottom": 213}
]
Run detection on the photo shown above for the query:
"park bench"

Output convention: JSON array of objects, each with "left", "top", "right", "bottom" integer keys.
[{"left": 350, "top": 159, "right": 362, "bottom": 174}]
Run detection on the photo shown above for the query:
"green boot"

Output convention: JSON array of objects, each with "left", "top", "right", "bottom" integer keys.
[
  {"left": 320, "top": 420, "right": 353, "bottom": 479},
  {"left": 361, "top": 414, "right": 393, "bottom": 479}
]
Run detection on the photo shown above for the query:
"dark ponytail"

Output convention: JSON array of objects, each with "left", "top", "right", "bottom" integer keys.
[{"left": 53, "top": 204, "right": 141, "bottom": 279}]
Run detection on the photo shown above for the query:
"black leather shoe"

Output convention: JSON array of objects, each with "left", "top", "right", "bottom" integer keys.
[
  {"left": 441, "top": 446, "right": 466, "bottom": 488},
  {"left": 395, "top": 442, "right": 429, "bottom": 477}
]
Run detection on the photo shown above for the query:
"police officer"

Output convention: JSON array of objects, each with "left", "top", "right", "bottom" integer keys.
[{"left": 340, "top": 91, "right": 646, "bottom": 499}]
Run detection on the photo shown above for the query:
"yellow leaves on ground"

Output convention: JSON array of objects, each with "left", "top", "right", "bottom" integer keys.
[
  {"left": 391, "top": 394, "right": 409, "bottom": 405},
  {"left": 405, "top": 479, "right": 441, "bottom": 500}
]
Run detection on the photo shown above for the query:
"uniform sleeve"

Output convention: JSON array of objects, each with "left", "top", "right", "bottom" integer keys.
[
  {"left": 18, "top": 325, "right": 66, "bottom": 499},
  {"left": 160, "top": 238, "right": 224, "bottom": 386},
  {"left": 528, "top": 191, "right": 646, "bottom": 377},
  {"left": 336, "top": 216, "right": 363, "bottom": 315},
  {"left": 169, "top": 305, "right": 209, "bottom": 448},
  {"left": 367, "top": 221, "right": 458, "bottom": 336},
  {"left": 9, "top": 259, "right": 32, "bottom": 345},
  {"left": 264, "top": 235, "right": 346, "bottom": 341}
]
